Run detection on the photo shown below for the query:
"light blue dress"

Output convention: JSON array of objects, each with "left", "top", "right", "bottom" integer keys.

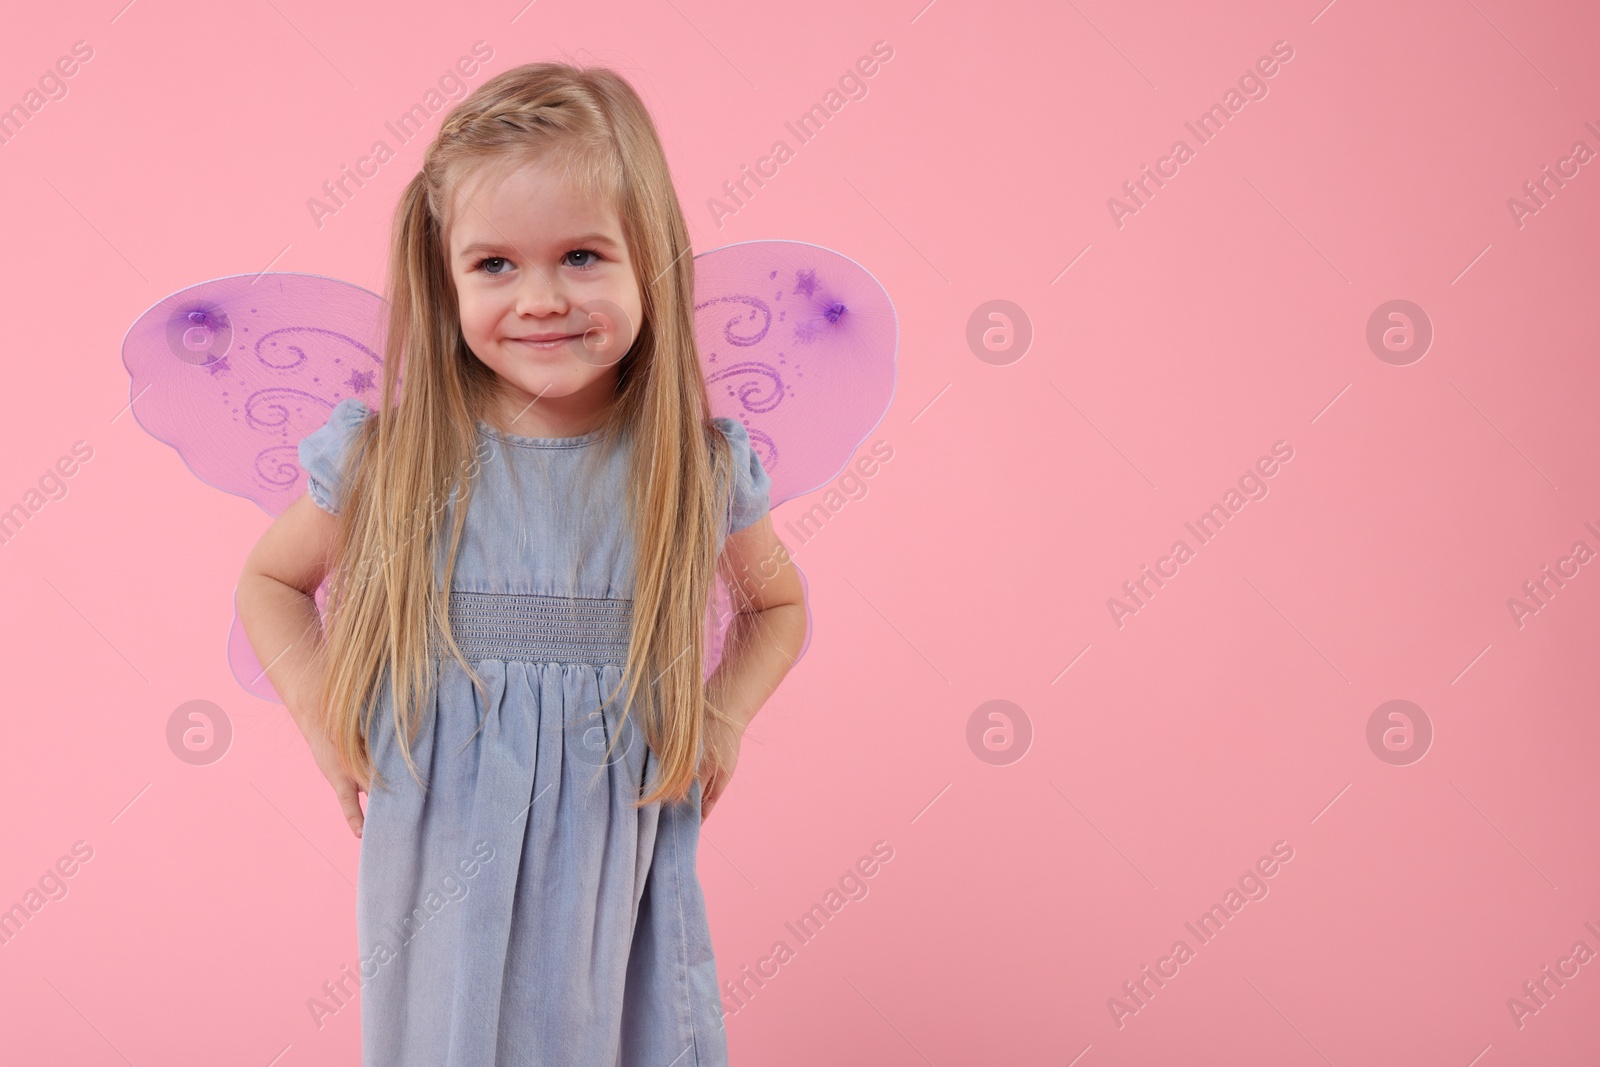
[{"left": 297, "top": 397, "right": 772, "bottom": 1067}]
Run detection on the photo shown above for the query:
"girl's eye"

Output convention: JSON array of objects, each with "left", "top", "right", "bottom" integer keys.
[{"left": 473, "top": 250, "right": 599, "bottom": 276}]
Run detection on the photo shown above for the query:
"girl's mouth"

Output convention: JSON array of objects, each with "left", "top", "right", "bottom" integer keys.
[{"left": 509, "top": 334, "right": 581, "bottom": 350}]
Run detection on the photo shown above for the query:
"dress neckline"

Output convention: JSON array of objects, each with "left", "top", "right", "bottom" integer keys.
[{"left": 475, "top": 420, "right": 609, "bottom": 449}]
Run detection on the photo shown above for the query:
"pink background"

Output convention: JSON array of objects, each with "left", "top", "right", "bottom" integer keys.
[{"left": 2, "top": 0, "right": 1598, "bottom": 1063}]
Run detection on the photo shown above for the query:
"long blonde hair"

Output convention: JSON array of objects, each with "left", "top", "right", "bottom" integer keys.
[{"left": 317, "top": 61, "right": 741, "bottom": 808}]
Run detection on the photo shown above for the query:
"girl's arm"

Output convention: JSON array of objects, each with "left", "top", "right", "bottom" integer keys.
[
  {"left": 235, "top": 493, "right": 369, "bottom": 836},
  {"left": 236, "top": 492, "right": 340, "bottom": 731},
  {"left": 706, "top": 512, "right": 808, "bottom": 732}
]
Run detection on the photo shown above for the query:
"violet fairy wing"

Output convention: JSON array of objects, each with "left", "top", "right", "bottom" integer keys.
[
  {"left": 693, "top": 240, "right": 899, "bottom": 676},
  {"left": 121, "top": 271, "right": 390, "bottom": 702}
]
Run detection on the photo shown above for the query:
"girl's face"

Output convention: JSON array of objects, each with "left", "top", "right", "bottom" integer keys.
[{"left": 447, "top": 158, "right": 644, "bottom": 437}]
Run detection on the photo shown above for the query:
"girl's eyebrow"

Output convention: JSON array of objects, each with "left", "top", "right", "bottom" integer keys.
[{"left": 456, "top": 233, "right": 622, "bottom": 260}]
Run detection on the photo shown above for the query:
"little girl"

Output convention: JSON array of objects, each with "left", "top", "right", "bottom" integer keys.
[{"left": 236, "top": 61, "right": 807, "bottom": 1066}]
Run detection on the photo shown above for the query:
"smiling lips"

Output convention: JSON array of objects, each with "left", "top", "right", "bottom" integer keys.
[{"left": 509, "top": 333, "right": 582, "bottom": 349}]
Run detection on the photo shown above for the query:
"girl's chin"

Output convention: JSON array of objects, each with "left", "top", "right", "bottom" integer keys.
[{"left": 493, "top": 367, "right": 615, "bottom": 400}]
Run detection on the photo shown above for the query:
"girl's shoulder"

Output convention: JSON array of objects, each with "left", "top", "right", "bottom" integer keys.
[
  {"left": 707, "top": 416, "right": 772, "bottom": 535},
  {"left": 298, "top": 397, "right": 376, "bottom": 515}
]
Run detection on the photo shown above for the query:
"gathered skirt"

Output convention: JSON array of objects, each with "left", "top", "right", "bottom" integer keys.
[{"left": 353, "top": 650, "right": 729, "bottom": 1066}]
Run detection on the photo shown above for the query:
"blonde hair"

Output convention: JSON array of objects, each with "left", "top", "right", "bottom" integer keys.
[{"left": 317, "top": 60, "right": 743, "bottom": 808}]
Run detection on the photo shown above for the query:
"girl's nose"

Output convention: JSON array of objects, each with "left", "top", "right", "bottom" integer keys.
[{"left": 514, "top": 267, "right": 568, "bottom": 316}]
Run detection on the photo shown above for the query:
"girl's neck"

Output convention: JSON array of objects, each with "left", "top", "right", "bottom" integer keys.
[{"left": 485, "top": 376, "right": 618, "bottom": 439}]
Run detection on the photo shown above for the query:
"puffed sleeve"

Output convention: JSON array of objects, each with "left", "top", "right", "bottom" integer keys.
[
  {"left": 710, "top": 416, "right": 773, "bottom": 535},
  {"left": 297, "top": 397, "right": 373, "bottom": 515}
]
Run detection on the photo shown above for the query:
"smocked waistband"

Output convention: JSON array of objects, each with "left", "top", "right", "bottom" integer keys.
[{"left": 427, "top": 590, "right": 634, "bottom": 666}]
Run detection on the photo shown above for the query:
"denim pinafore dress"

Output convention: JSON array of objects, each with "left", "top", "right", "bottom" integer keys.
[{"left": 297, "top": 397, "right": 771, "bottom": 1067}]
